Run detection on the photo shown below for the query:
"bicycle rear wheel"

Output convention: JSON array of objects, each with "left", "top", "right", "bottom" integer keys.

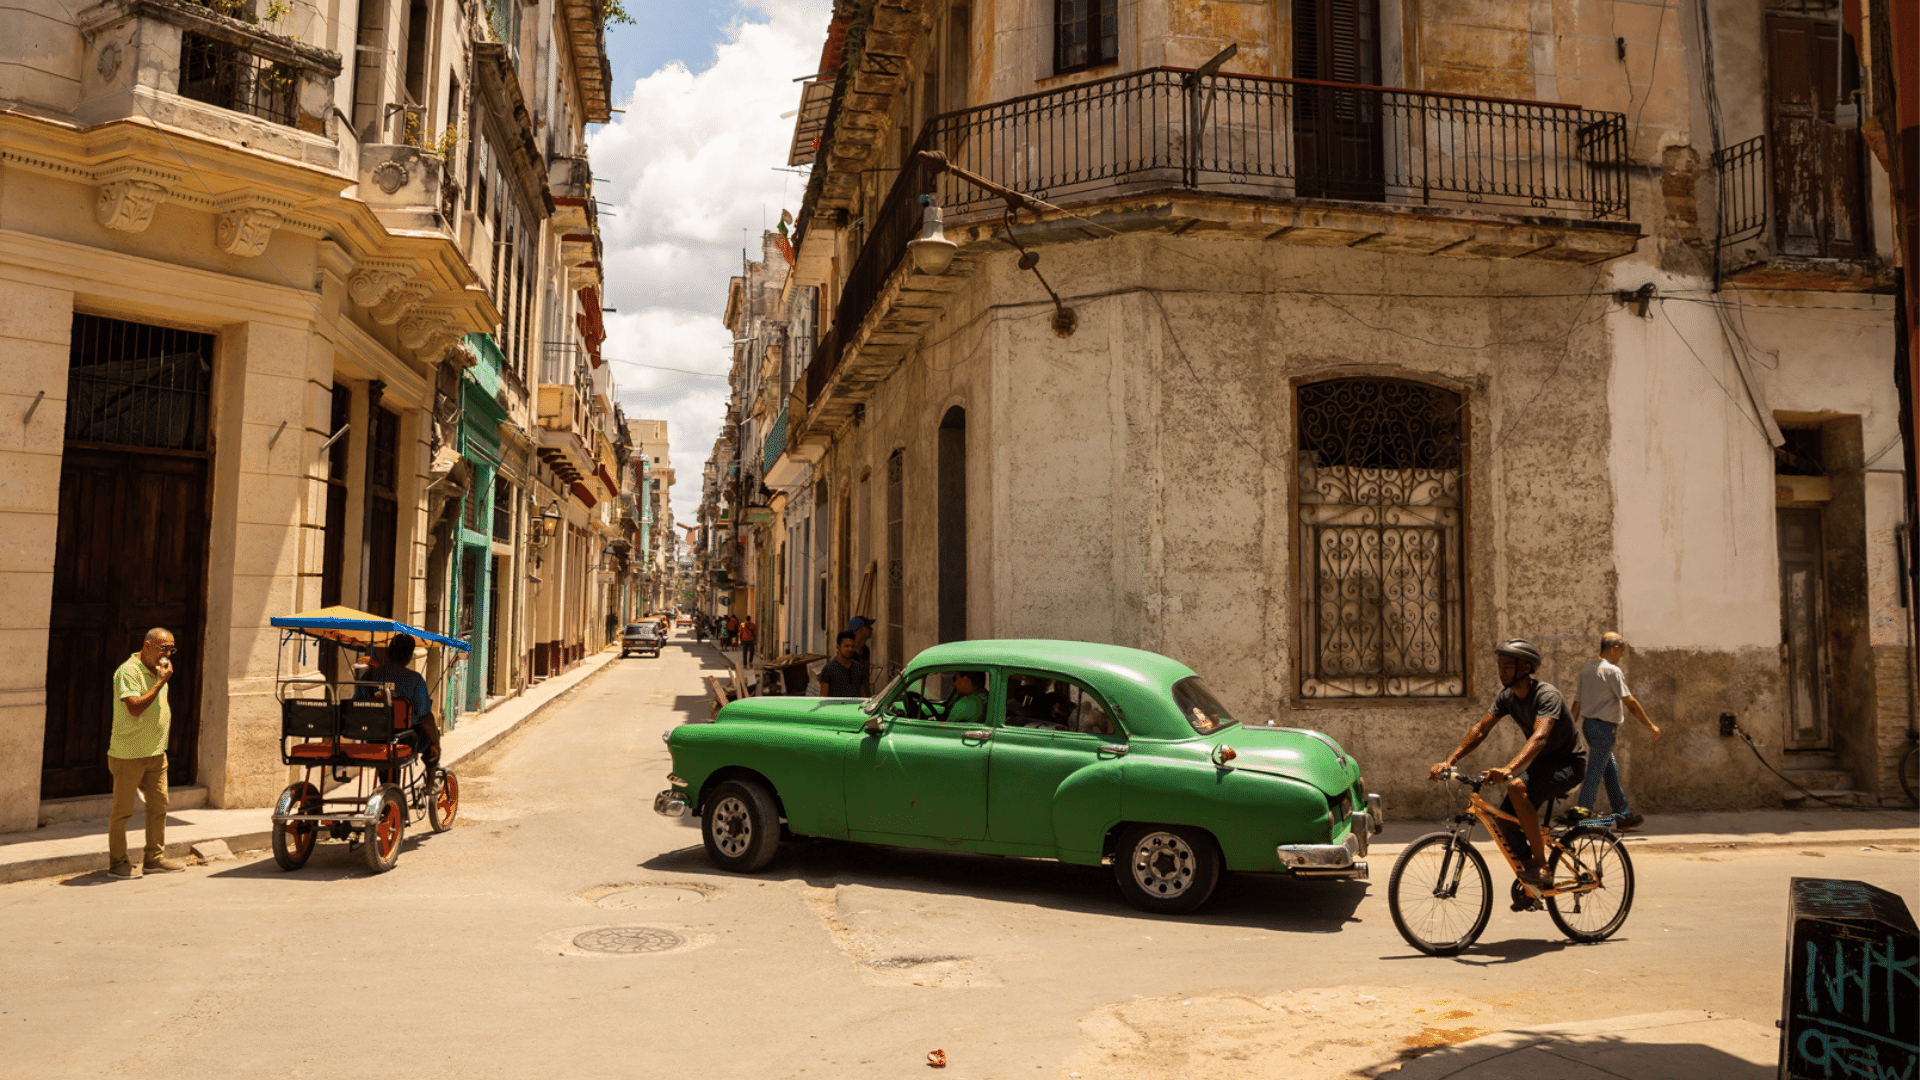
[
  {"left": 1388, "top": 833, "right": 1493, "bottom": 957},
  {"left": 1546, "top": 827, "right": 1634, "bottom": 943}
]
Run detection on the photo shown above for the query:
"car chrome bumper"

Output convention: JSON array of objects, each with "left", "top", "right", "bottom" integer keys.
[
  {"left": 1277, "top": 825, "right": 1370, "bottom": 880},
  {"left": 653, "top": 790, "right": 690, "bottom": 818}
]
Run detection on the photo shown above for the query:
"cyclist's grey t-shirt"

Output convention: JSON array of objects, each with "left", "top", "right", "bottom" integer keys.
[
  {"left": 1575, "top": 657, "right": 1631, "bottom": 724},
  {"left": 1489, "top": 680, "right": 1587, "bottom": 765}
]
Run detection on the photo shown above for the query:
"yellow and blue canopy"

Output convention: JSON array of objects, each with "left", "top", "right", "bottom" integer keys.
[{"left": 271, "top": 606, "right": 471, "bottom": 653}]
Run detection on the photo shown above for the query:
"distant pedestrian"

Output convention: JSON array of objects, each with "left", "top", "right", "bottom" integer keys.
[
  {"left": 818, "top": 632, "right": 869, "bottom": 697},
  {"left": 1571, "top": 632, "right": 1661, "bottom": 830},
  {"left": 739, "top": 617, "right": 758, "bottom": 667},
  {"left": 108, "top": 628, "right": 187, "bottom": 878},
  {"left": 846, "top": 616, "right": 874, "bottom": 668},
  {"left": 725, "top": 615, "right": 739, "bottom": 648}
]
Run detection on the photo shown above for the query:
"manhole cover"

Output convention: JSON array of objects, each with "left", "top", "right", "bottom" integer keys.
[
  {"left": 597, "top": 886, "right": 707, "bottom": 909},
  {"left": 572, "top": 927, "right": 686, "bottom": 954}
]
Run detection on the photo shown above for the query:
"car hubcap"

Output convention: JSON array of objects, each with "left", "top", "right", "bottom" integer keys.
[
  {"left": 712, "top": 796, "right": 751, "bottom": 857},
  {"left": 1130, "top": 832, "right": 1195, "bottom": 897}
]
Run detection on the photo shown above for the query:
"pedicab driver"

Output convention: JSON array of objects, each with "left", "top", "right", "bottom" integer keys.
[
  {"left": 353, "top": 633, "right": 443, "bottom": 772},
  {"left": 1429, "top": 639, "right": 1588, "bottom": 890}
]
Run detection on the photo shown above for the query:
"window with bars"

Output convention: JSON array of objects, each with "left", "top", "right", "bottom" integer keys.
[
  {"left": 1296, "top": 379, "right": 1465, "bottom": 699},
  {"left": 179, "top": 33, "right": 296, "bottom": 126},
  {"left": 67, "top": 314, "right": 212, "bottom": 452},
  {"left": 1054, "top": 0, "right": 1118, "bottom": 74},
  {"left": 493, "top": 475, "right": 513, "bottom": 540}
]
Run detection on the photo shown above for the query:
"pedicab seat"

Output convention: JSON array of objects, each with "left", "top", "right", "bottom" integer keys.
[{"left": 282, "top": 695, "right": 415, "bottom": 767}]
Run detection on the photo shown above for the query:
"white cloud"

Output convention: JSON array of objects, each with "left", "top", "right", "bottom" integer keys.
[{"left": 589, "top": 0, "right": 829, "bottom": 519}]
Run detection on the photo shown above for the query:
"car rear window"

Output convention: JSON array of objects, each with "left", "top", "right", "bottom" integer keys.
[{"left": 1171, "top": 677, "right": 1238, "bottom": 735}]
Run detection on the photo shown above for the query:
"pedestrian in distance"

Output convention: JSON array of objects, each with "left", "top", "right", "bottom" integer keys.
[
  {"left": 1429, "top": 639, "right": 1588, "bottom": 890},
  {"left": 107, "top": 628, "right": 188, "bottom": 878},
  {"left": 1570, "top": 632, "right": 1661, "bottom": 831},
  {"left": 739, "top": 617, "right": 758, "bottom": 668},
  {"left": 818, "top": 631, "right": 869, "bottom": 697},
  {"left": 846, "top": 616, "right": 874, "bottom": 668}
]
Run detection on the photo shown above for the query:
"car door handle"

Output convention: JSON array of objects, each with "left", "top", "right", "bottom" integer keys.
[
  {"left": 964, "top": 729, "right": 993, "bottom": 740},
  {"left": 1097, "top": 744, "right": 1129, "bottom": 756}
]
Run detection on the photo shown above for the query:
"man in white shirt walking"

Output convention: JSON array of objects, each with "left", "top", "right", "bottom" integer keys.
[{"left": 1571, "top": 632, "right": 1661, "bottom": 830}]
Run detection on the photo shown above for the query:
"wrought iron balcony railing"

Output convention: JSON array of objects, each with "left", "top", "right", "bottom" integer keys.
[
  {"left": 814, "top": 67, "right": 1630, "bottom": 403},
  {"left": 1713, "top": 135, "right": 1767, "bottom": 246}
]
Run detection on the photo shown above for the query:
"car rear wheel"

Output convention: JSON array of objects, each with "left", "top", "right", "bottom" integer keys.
[
  {"left": 702, "top": 779, "right": 782, "bottom": 873},
  {"left": 1113, "top": 824, "right": 1222, "bottom": 914}
]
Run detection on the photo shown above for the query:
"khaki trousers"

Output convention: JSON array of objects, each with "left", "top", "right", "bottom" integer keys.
[{"left": 107, "top": 753, "right": 168, "bottom": 867}]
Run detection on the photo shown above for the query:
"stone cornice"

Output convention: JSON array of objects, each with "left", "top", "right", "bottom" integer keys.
[{"left": 473, "top": 41, "right": 558, "bottom": 219}]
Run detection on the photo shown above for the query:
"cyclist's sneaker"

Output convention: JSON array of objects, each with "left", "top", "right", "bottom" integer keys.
[
  {"left": 1509, "top": 879, "right": 1544, "bottom": 912},
  {"left": 1617, "top": 812, "right": 1645, "bottom": 831},
  {"left": 1558, "top": 806, "right": 1592, "bottom": 827}
]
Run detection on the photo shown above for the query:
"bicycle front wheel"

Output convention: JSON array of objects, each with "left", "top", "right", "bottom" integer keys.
[
  {"left": 1388, "top": 832, "right": 1493, "bottom": 957},
  {"left": 1546, "top": 827, "right": 1635, "bottom": 943}
]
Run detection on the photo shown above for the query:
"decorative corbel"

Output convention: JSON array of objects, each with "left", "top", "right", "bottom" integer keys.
[
  {"left": 215, "top": 207, "right": 284, "bottom": 257},
  {"left": 398, "top": 309, "right": 457, "bottom": 350},
  {"left": 372, "top": 281, "right": 435, "bottom": 324},
  {"left": 347, "top": 262, "right": 414, "bottom": 306},
  {"left": 95, "top": 179, "right": 168, "bottom": 233}
]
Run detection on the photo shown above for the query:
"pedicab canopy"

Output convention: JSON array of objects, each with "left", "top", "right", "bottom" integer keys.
[{"left": 271, "top": 606, "right": 471, "bottom": 654}]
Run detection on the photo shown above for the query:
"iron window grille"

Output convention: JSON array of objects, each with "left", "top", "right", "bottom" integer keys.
[
  {"left": 1713, "top": 135, "right": 1767, "bottom": 246},
  {"left": 179, "top": 32, "right": 296, "bottom": 127},
  {"left": 1296, "top": 379, "right": 1465, "bottom": 699},
  {"left": 66, "top": 314, "right": 212, "bottom": 452}
]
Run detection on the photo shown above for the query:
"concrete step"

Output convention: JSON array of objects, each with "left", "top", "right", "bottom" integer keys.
[
  {"left": 1779, "top": 769, "right": 1855, "bottom": 791},
  {"left": 1782, "top": 787, "right": 1876, "bottom": 808},
  {"left": 1783, "top": 751, "right": 1841, "bottom": 770},
  {"left": 38, "top": 785, "right": 209, "bottom": 827}
]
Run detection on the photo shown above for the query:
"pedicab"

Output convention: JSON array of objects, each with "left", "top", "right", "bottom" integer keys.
[{"left": 267, "top": 607, "right": 469, "bottom": 873}]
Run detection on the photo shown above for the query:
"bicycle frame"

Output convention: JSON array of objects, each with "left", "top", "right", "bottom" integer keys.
[{"left": 1433, "top": 781, "right": 1604, "bottom": 899}]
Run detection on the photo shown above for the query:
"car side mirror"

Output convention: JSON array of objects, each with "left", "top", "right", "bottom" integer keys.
[{"left": 863, "top": 715, "right": 883, "bottom": 737}]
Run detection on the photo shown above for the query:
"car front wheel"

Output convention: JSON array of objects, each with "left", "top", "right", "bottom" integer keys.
[
  {"left": 701, "top": 779, "right": 782, "bottom": 873},
  {"left": 1113, "top": 824, "right": 1222, "bottom": 914}
]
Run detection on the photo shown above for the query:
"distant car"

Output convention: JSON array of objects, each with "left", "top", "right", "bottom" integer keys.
[
  {"left": 675, "top": 614, "right": 692, "bottom": 627},
  {"left": 655, "top": 639, "right": 1381, "bottom": 913},
  {"left": 621, "top": 623, "right": 662, "bottom": 658}
]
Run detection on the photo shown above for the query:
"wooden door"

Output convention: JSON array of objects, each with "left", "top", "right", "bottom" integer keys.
[
  {"left": 43, "top": 449, "right": 207, "bottom": 797},
  {"left": 1768, "top": 16, "right": 1869, "bottom": 259},
  {"left": 1293, "top": 0, "right": 1384, "bottom": 201},
  {"left": 1777, "top": 508, "right": 1830, "bottom": 750}
]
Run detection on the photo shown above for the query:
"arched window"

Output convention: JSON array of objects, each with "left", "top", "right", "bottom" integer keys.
[
  {"left": 1297, "top": 379, "right": 1464, "bottom": 698},
  {"left": 937, "top": 407, "right": 967, "bottom": 644}
]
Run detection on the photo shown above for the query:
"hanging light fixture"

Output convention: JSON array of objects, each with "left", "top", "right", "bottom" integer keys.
[{"left": 907, "top": 195, "right": 958, "bottom": 275}]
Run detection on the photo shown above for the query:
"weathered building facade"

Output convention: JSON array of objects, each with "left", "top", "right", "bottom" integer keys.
[
  {"left": 0, "top": 0, "right": 619, "bottom": 831},
  {"left": 746, "top": 0, "right": 1908, "bottom": 815}
]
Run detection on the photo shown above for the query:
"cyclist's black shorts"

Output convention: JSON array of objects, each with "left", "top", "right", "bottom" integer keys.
[{"left": 1499, "top": 754, "right": 1586, "bottom": 815}]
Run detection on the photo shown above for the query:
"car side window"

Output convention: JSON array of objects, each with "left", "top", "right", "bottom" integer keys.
[
  {"left": 1004, "top": 672, "right": 1122, "bottom": 737},
  {"left": 882, "top": 669, "right": 994, "bottom": 723}
]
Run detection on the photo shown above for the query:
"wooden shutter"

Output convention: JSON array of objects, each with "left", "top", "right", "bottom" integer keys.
[{"left": 1767, "top": 16, "right": 1868, "bottom": 259}]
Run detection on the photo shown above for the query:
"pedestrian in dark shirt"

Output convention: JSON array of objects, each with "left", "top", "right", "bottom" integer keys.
[
  {"left": 818, "top": 632, "right": 868, "bottom": 697},
  {"left": 846, "top": 616, "right": 874, "bottom": 668}
]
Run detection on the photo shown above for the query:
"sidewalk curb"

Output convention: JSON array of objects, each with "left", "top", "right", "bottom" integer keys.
[{"left": 0, "top": 650, "right": 623, "bottom": 886}]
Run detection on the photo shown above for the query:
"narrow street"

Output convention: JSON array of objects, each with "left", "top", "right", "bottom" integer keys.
[{"left": 2, "top": 631, "right": 1913, "bottom": 1080}]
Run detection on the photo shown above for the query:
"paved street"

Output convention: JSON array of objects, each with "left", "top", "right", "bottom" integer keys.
[{"left": 2, "top": 630, "right": 1914, "bottom": 1080}]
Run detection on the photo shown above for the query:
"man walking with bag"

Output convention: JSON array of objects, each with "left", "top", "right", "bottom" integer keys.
[
  {"left": 107, "top": 628, "right": 188, "bottom": 878},
  {"left": 1571, "top": 632, "right": 1661, "bottom": 830}
]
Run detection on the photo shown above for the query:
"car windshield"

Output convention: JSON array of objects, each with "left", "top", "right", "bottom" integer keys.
[
  {"left": 862, "top": 670, "right": 905, "bottom": 714},
  {"left": 1170, "top": 677, "right": 1238, "bottom": 735},
  {"left": 623, "top": 625, "right": 644, "bottom": 634}
]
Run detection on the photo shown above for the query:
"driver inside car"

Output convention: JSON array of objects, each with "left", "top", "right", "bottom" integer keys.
[{"left": 944, "top": 671, "right": 988, "bottom": 726}]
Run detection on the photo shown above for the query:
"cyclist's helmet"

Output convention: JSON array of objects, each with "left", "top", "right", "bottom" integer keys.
[{"left": 1493, "top": 638, "right": 1542, "bottom": 673}]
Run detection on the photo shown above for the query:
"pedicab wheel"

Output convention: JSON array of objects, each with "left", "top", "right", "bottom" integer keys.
[
  {"left": 271, "top": 781, "right": 321, "bottom": 871},
  {"left": 1546, "top": 827, "right": 1634, "bottom": 943},
  {"left": 701, "top": 779, "right": 782, "bottom": 873},
  {"left": 1388, "top": 833, "right": 1493, "bottom": 956},
  {"left": 362, "top": 784, "right": 405, "bottom": 873},
  {"left": 1112, "top": 824, "right": 1222, "bottom": 915},
  {"left": 428, "top": 769, "right": 459, "bottom": 833}
]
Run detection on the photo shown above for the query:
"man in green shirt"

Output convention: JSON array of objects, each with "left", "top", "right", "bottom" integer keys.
[
  {"left": 107, "top": 628, "right": 187, "bottom": 878},
  {"left": 945, "top": 671, "right": 989, "bottom": 726}
]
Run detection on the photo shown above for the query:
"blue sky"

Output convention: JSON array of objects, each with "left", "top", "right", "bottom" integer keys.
[{"left": 589, "top": 1, "right": 832, "bottom": 524}]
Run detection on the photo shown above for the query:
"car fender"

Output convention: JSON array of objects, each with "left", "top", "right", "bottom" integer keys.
[
  {"left": 670, "top": 718, "right": 851, "bottom": 839},
  {"left": 1116, "top": 743, "right": 1332, "bottom": 871}
]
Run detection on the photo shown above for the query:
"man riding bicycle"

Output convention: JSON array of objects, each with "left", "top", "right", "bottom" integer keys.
[{"left": 1429, "top": 639, "right": 1588, "bottom": 889}]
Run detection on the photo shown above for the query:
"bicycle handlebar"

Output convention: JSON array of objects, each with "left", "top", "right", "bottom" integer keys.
[{"left": 1439, "top": 766, "right": 1491, "bottom": 790}]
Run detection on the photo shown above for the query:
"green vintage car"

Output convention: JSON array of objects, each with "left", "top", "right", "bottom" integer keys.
[{"left": 654, "top": 640, "right": 1381, "bottom": 913}]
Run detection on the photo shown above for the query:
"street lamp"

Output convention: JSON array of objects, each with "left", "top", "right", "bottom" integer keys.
[
  {"left": 907, "top": 196, "right": 957, "bottom": 275},
  {"left": 912, "top": 151, "right": 1076, "bottom": 337}
]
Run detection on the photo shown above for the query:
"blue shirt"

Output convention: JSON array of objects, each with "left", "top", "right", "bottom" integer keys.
[{"left": 354, "top": 663, "right": 433, "bottom": 726}]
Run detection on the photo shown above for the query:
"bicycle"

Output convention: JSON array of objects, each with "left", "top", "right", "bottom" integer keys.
[{"left": 1387, "top": 767, "right": 1635, "bottom": 956}]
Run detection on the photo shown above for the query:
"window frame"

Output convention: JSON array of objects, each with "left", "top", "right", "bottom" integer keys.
[
  {"left": 877, "top": 666, "right": 998, "bottom": 724},
  {"left": 1053, "top": 0, "right": 1120, "bottom": 77},
  {"left": 1289, "top": 375, "right": 1471, "bottom": 704},
  {"left": 1000, "top": 669, "right": 1128, "bottom": 739}
]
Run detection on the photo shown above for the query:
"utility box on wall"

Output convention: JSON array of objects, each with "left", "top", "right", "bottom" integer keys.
[{"left": 1779, "top": 877, "right": 1917, "bottom": 1080}]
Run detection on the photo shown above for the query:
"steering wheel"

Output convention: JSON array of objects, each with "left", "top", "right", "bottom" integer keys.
[{"left": 900, "top": 690, "right": 950, "bottom": 722}]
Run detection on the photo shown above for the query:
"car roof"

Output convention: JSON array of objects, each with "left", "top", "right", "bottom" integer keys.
[{"left": 906, "top": 639, "right": 1205, "bottom": 738}]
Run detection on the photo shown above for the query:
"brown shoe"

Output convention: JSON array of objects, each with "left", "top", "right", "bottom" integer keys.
[
  {"left": 142, "top": 856, "right": 188, "bottom": 873},
  {"left": 108, "top": 862, "right": 140, "bottom": 879}
]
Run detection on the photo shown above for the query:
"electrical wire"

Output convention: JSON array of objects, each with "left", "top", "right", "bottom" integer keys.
[{"left": 1730, "top": 721, "right": 1918, "bottom": 818}]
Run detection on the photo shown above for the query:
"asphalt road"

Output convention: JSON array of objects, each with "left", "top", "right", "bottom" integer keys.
[{"left": 2, "top": 631, "right": 1914, "bottom": 1080}]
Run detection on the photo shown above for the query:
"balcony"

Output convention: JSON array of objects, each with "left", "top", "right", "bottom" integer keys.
[
  {"left": 803, "top": 67, "right": 1639, "bottom": 414},
  {"left": 1713, "top": 134, "right": 1891, "bottom": 291},
  {"left": 358, "top": 143, "right": 447, "bottom": 233},
  {"left": 75, "top": 0, "right": 341, "bottom": 166}
]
